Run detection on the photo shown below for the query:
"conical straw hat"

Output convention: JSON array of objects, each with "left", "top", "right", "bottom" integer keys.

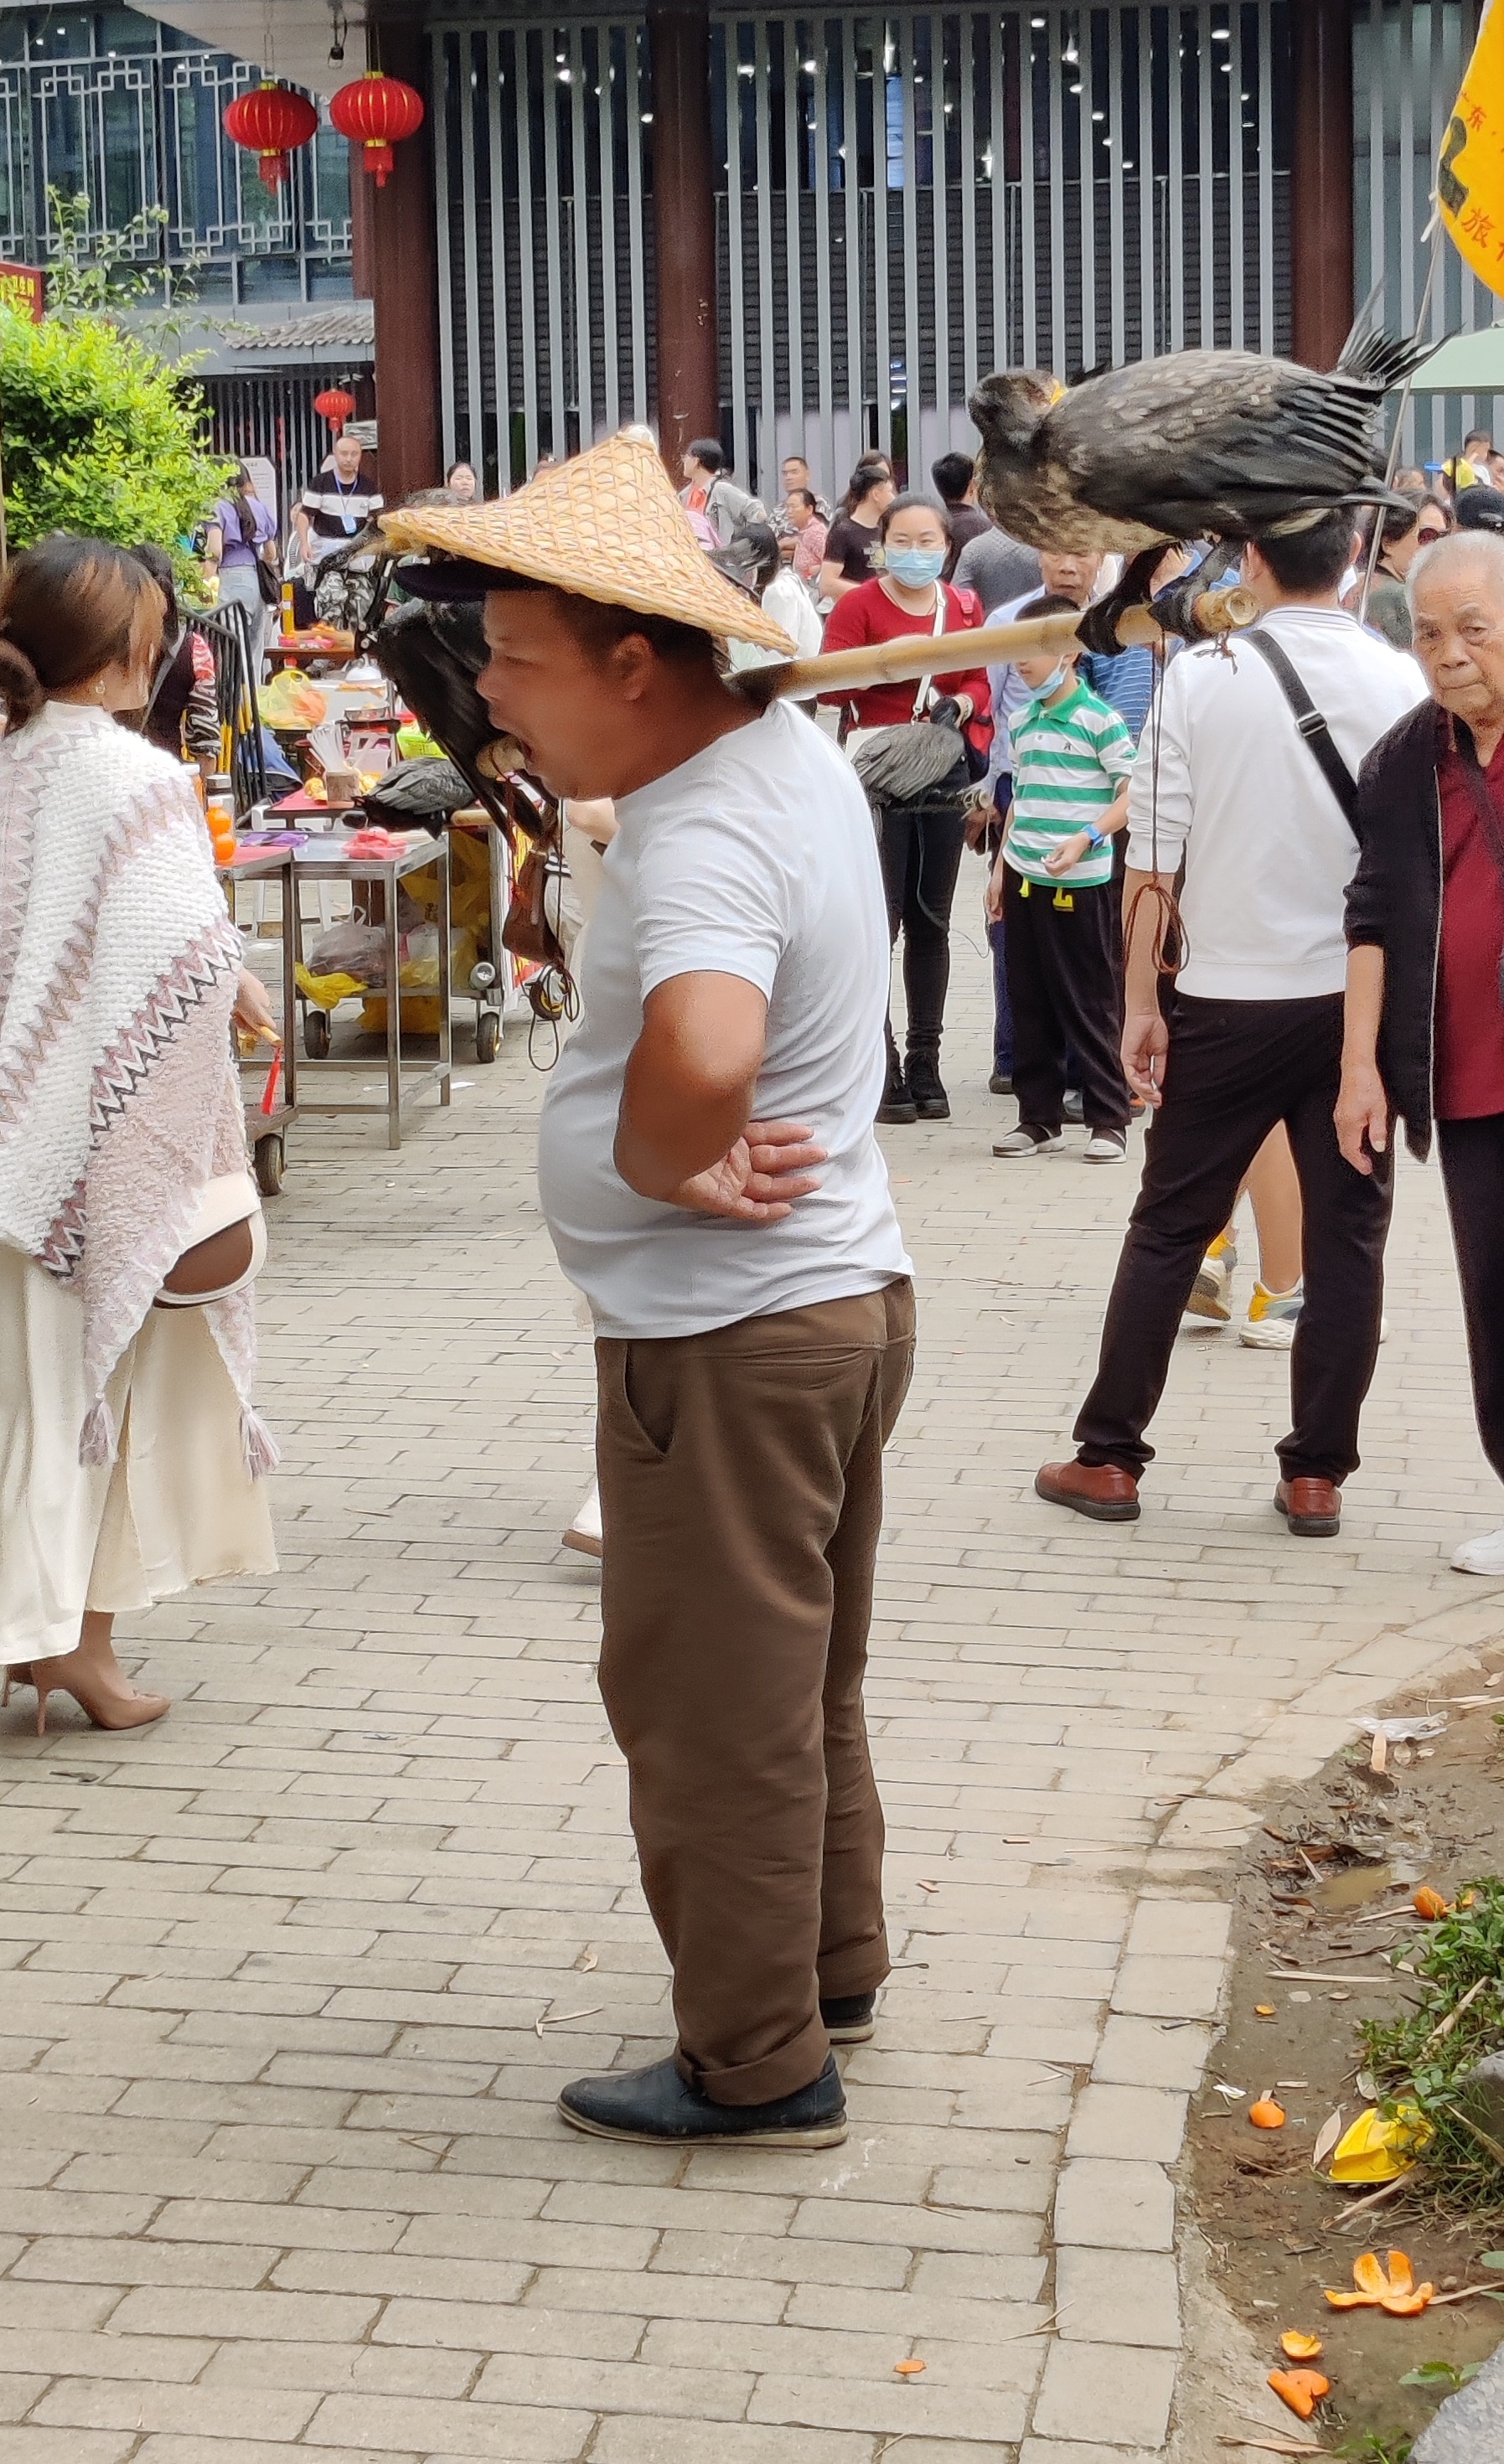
[{"left": 380, "top": 429, "right": 796, "bottom": 655}]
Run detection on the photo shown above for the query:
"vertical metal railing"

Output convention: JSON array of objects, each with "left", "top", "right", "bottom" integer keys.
[{"left": 431, "top": 3, "right": 1504, "bottom": 499}]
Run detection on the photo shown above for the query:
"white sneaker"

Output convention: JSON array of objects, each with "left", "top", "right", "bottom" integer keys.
[
  {"left": 1239, "top": 1280, "right": 1303, "bottom": 1349},
  {"left": 562, "top": 1483, "right": 602, "bottom": 1560},
  {"left": 992, "top": 1125, "right": 1067, "bottom": 1159},
  {"left": 1451, "top": 1524, "right": 1504, "bottom": 1576},
  {"left": 1083, "top": 1130, "right": 1128, "bottom": 1163}
]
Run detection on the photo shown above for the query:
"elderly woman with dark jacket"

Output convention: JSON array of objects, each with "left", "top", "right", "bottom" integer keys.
[{"left": 1338, "top": 527, "right": 1504, "bottom": 1578}]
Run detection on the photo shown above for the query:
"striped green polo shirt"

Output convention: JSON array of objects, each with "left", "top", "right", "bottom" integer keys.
[{"left": 1005, "top": 678, "right": 1134, "bottom": 889}]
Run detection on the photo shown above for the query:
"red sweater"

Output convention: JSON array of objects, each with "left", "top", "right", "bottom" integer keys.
[{"left": 820, "top": 578, "right": 993, "bottom": 753}]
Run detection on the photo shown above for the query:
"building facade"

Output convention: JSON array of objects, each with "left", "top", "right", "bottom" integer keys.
[{"left": 7, "top": 3, "right": 1500, "bottom": 509}]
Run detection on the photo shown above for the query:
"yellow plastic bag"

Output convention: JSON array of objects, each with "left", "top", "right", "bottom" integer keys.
[
  {"left": 260, "top": 667, "right": 328, "bottom": 730},
  {"left": 295, "top": 963, "right": 369, "bottom": 1010},
  {"left": 1328, "top": 2103, "right": 1434, "bottom": 2184}
]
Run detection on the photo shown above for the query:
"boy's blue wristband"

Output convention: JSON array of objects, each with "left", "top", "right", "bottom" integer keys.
[{"left": 1080, "top": 824, "right": 1106, "bottom": 849}]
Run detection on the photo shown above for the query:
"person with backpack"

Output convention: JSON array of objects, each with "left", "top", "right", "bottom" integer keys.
[
  {"left": 679, "top": 439, "right": 764, "bottom": 548},
  {"left": 1033, "top": 510, "right": 1426, "bottom": 1541}
]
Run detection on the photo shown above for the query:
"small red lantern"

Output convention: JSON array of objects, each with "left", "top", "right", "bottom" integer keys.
[
  {"left": 223, "top": 80, "right": 319, "bottom": 192},
  {"left": 314, "top": 388, "right": 357, "bottom": 437},
  {"left": 329, "top": 71, "right": 425, "bottom": 189}
]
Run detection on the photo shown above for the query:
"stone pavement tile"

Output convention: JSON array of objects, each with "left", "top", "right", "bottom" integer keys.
[
  {"left": 302, "top": 2393, "right": 595, "bottom": 2455},
  {"left": 1019, "top": 2446, "right": 1160, "bottom": 2464},
  {"left": 27, "top": 2383, "right": 321, "bottom": 2441},
  {"left": 1123, "top": 1900, "right": 1231, "bottom": 1961},
  {"left": 1056, "top": 2248, "right": 1180, "bottom": 2348},
  {"left": 103, "top": 2288, "right": 381, "bottom": 2341},
  {"left": 0, "top": 2391, "right": 46, "bottom": 2428},
  {"left": 1109, "top": 1955, "right": 1224, "bottom": 2020},
  {"left": 1091, "top": 2015, "right": 1213, "bottom": 2091},
  {"left": 588, "top": 2422, "right": 876, "bottom": 2464},
  {"left": 0, "top": 2332, "right": 212, "bottom": 2387},
  {"left": 0, "top": 2434, "right": 140, "bottom": 2463},
  {"left": 1029, "top": 2341, "right": 1177, "bottom": 2446},
  {"left": 1053, "top": 2159, "right": 1175, "bottom": 2252},
  {"left": 1064, "top": 2084, "right": 1187, "bottom": 2165},
  {"left": 195, "top": 2342, "right": 480, "bottom": 2398},
  {"left": 748, "top": 2366, "right": 1029, "bottom": 2441},
  {"left": 473, "top": 2353, "right": 754, "bottom": 2418}
]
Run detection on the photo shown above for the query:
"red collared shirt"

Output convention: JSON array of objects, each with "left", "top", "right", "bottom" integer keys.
[{"left": 1435, "top": 713, "right": 1504, "bottom": 1118}]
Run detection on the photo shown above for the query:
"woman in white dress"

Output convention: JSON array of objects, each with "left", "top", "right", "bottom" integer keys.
[{"left": 0, "top": 536, "right": 278, "bottom": 1733}]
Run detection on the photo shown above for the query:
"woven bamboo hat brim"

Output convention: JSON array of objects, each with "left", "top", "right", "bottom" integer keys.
[{"left": 380, "top": 430, "right": 796, "bottom": 655}]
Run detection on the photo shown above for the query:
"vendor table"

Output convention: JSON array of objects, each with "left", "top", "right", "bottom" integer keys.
[
  {"left": 291, "top": 831, "right": 452, "bottom": 1149},
  {"left": 217, "top": 842, "right": 298, "bottom": 1196}
]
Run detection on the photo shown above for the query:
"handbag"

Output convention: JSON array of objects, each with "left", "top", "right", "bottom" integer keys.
[
  {"left": 254, "top": 550, "right": 282, "bottom": 609},
  {"left": 502, "top": 819, "right": 569, "bottom": 973},
  {"left": 845, "top": 590, "right": 967, "bottom": 803},
  {"left": 155, "top": 1171, "right": 266, "bottom": 1309}
]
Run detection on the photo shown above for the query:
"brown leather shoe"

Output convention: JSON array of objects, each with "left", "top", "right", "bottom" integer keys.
[
  {"left": 1036, "top": 1459, "right": 1141, "bottom": 1522},
  {"left": 1274, "top": 1477, "right": 1341, "bottom": 1537}
]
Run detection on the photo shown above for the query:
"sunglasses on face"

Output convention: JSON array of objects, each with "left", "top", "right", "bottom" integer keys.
[{"left": 1416, "top": 526, "right": 1447, "bottom": 545}]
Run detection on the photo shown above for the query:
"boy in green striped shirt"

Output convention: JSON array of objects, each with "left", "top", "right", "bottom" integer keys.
[{"left": 984, "top": 592, "right": 1136, "bottom": 1160}]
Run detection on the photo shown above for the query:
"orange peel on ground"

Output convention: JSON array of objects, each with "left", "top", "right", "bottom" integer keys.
[
  {"left": 893, "top": 2358, "right": 926, "bottom": 2376},
  {"left": 1324, "top": 2249, "right": 1434, "bottom": 2316},
  {"left": 1249, "top": 2095, "right": 1287, "bottom": 2129},
  {"left": 1267, "top": 2367, "right": 1331, "bottom": 2419},
  {"left": 1279, "top": 2331, "right": 1325, "bottom": 2360},
  {"left": 1413, "top": 1886, "right": 1450, "bottom": 1920}
]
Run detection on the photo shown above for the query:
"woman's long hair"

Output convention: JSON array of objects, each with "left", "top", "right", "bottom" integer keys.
[
  {"left": 0, "top": 535, "right": 165, "bottom": 729},
  {"left": 229, "top": 466, "right": 258, "bottom": 549}
]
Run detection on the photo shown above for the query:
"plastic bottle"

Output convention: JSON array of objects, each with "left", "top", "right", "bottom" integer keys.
[{"left": 282, "top": 580, "right": 296, "bottom": 637}]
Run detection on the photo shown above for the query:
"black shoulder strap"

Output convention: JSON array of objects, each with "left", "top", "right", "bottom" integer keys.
[{"left": 1243, "top": 629, "right": 1358, "bottom": 824}]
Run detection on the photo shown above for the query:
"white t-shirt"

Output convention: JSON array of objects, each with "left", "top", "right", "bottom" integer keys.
[
  {"left": 537, "top": 700, "right": 910, "bottom": 1340},
  {"left": 1124, "top": 604, "right": 1427, "bottom": 1001}
]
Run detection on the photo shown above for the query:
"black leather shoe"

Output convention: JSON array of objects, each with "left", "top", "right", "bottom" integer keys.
[
  {"left": 989, "top": 1072, "right": 1014, "bottom": 1096},
  {"left": 557, "top": 2053, "right": 848, "bottom": 2146},
  {"left": 907, "top": 1052, "right": 950, "bottom": 1120},
  {"left": 877, "top": 1057, "right": 917, "bottom": 1125},
  {"left": 820, "top": 1991, "right": 876, "bottom": 2044}
]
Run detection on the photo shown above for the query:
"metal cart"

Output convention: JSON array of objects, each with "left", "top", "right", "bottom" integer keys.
[{"left": 290, "top": 831, "right": 452, "bottom": 1149}]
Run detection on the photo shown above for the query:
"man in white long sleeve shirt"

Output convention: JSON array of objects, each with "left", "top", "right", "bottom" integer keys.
[{"left": 1035, "top": 509, "right": 1426, "bottom": 1540}]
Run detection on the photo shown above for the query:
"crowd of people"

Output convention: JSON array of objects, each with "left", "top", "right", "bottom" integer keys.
[{"left": 8, "top": 393, "right": 1504, "bottom": 2158}]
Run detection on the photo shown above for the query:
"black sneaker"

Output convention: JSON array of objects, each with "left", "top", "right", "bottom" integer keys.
[
  {"left": 877, "top": 1058, "right": 917, "bottom": 1125},
  {"left": 820, "top": 1991, "right": 876, "bottom": 2044},
  {"left": 557, "top": 2053, "right": 847, "bottom": 2147},
  {"left": 906, "top": 1052, "right": 950, "bottom": 1121}
]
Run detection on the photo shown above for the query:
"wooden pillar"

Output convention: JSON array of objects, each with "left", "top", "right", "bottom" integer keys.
[
  {"left": 647, "top": 0, "right": 719, "bottom": 469},
  {"left": 360, "top": 18, "right": 442, "bottom": 503},
  {"left": 1290, "top": 0, "right": 1355, "bottom": 371}
]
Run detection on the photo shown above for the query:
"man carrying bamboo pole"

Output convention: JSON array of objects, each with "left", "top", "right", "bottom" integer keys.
[{"left": 388, "top": 431, "right": 912, "bottom": 2150}]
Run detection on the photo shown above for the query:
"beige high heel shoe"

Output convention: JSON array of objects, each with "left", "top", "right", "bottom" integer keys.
[{"left": 2, "top": 1659, "right": 169, "bottom": 1736}]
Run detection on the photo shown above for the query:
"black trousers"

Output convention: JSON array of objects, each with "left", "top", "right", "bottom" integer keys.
[
  {"left": 877, "top": 802, "right": 966, "bottom": 1058},
  {"left": 1073, "top": 990, "right": 1394, "bottom": 1485},
  {"left": 1002, "top": 865, "right": 1131, "bottom": 1132},
  {"left": 1437, "top": 1113, "right": 1504, "bottom": 1486}
]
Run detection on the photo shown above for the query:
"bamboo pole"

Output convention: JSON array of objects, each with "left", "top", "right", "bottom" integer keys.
[{"left": 737, "top": 581, "right": 1259, "bottom": 708}]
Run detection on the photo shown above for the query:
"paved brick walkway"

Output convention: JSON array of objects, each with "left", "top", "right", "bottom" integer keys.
[{"left": 3, "top": 950, "right": 1500, "bottom": 2464}]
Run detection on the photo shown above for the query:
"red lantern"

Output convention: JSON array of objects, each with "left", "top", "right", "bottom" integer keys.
[
  {"left": 329, "top": 71, "right": 425, "bottom": 189},
  {"left": 314, "top": 388, "right": 356, "bottom": 436},
  {"left": 223, "top": 80, "right": 318, "bottom": 192}
]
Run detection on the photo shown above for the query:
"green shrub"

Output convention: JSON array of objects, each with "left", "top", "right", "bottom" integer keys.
[{"left": 0, "top": 306, "right": 230, "bottom": 573}]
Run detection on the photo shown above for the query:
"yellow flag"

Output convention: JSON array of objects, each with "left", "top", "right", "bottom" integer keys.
[{"left": 1439, "top": 0, "right": 1504, "bottom": 294}]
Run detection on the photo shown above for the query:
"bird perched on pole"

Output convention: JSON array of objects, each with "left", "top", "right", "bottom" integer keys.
[{"left": 969, "top": 318, "right": 1434, "bottom": 556}]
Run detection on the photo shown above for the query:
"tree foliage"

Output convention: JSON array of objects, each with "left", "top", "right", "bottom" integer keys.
[{"left": 0, "top": 304, "right": 230, "bottom": 570}]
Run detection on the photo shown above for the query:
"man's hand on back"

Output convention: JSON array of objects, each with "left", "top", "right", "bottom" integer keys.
[
  {"left": 669, "top": 1120, "right": 827, "bottom": 1222},
  {"left": 1122, "top": 1005, "right": 1169, "bottom": 1106}
]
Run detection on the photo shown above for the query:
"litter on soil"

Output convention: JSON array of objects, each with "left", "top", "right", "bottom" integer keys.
[{"left": 1186, "top": 1666, "right": 1504, "bottom": 2456}]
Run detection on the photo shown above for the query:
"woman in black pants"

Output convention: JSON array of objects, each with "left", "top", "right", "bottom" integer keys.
[{"left": 820, "top": 495, "right": 992, "bottom": 1121}]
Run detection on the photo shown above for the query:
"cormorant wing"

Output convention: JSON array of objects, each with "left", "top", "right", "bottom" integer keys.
[{"left": 1045, "top": 352, "right": 1385, "bottom": 527}]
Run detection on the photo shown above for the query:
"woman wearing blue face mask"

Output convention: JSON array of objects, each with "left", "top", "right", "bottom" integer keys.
[{"left": 820, "top": 493, "right": 992, "bottom": 1123}]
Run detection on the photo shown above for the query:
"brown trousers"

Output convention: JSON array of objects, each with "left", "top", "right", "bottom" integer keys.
[{"left": 595, "top": 1277, "right": 915, "bottom": 2105}]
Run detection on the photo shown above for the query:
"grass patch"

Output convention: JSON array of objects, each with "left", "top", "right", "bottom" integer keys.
[{"left": 1362, "top": 1876, "right": 1504, "bottom": 2213}]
